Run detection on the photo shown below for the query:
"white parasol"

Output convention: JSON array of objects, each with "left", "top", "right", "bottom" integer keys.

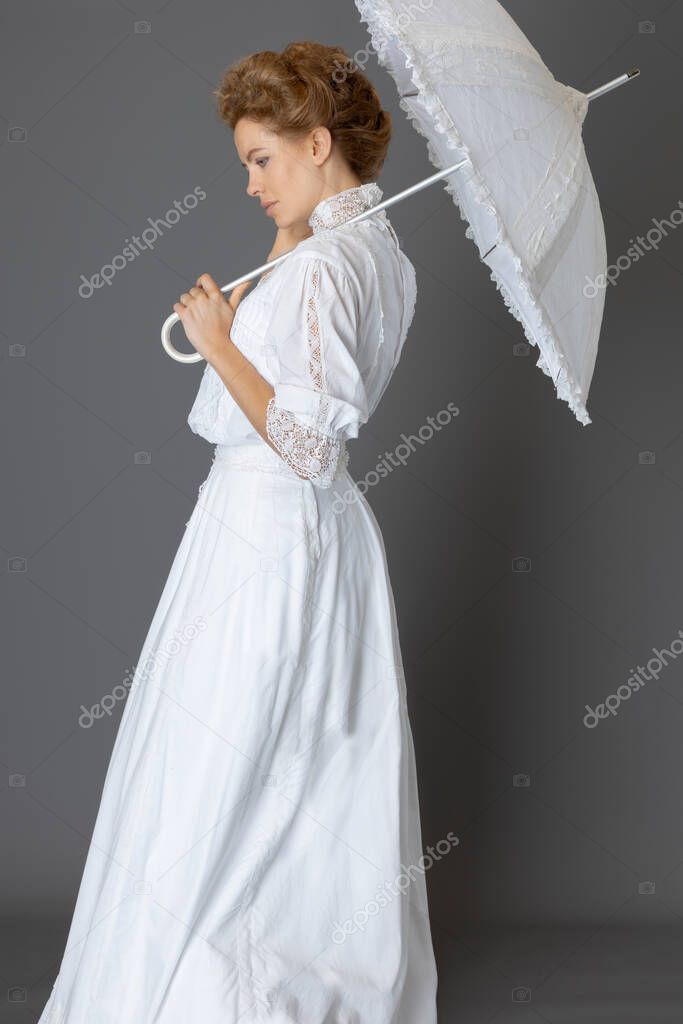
[
  {"left": 161, "top": 0, "right": 639, "bottom": 426},
  {"left": 351, "top": 0, "right": 639, "bottom": 424}
]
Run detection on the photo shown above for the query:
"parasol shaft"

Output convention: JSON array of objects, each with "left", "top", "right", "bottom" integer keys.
[
  {"left": 585, "top": 67, "right": 640, "bottom": 101},
  {"left": 161, "top": 160, "right": 470, "bottom": 360},
  {"left": 225, "top": 158, "right": 469, "bottom": 280},
  {"left": 161, "top": 67, "right": 640, "bottom": 362},
  {"left": 328, "top": 158, "right": 470, "bottom": 228}
]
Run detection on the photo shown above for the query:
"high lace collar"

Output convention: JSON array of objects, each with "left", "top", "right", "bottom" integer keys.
[{"left": 308, "top": 182, "right": 383, "bottom": 233}]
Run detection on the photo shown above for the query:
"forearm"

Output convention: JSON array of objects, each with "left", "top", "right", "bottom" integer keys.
[
  {"left": 209, "top": 340, "right": 317, "bottom": 480},
  {"left": 207, "top": 340, "right": 278, "bottom": 450}
]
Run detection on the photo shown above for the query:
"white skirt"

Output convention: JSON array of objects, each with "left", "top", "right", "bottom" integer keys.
[{"left": 38, "top": 440, "right": 438, "bottom": 1023}]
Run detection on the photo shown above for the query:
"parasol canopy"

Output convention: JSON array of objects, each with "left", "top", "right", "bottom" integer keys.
[{"left": 353, "top": 0, "right": 628, "bottom": 424}]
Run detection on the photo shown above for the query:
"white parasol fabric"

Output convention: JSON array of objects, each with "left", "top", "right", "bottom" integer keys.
[{"left": 354, "top": 0, "right": 608, "bottom": 424}]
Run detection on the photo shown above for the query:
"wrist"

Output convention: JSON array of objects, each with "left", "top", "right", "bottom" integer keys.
[{"left": 205, "top": 331, "right": 236, "bottom": 367}]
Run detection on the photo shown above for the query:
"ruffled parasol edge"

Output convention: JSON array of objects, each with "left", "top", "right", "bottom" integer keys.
[{"left": 354, "top": 0, "right": 593, "bottom": 425}]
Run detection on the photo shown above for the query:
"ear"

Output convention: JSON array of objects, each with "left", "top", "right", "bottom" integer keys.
[{"left": 310, "top": 126, "right": 332, "bottom": 166}]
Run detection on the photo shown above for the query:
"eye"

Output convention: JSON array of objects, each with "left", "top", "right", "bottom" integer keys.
[{"left": 256, "top": 157, "right": 269, "bottom": 168}]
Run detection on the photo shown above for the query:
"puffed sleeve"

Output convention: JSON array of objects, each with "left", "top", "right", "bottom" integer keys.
[{"left": 264, "top": 255, "right": 369, "bottom": 488}]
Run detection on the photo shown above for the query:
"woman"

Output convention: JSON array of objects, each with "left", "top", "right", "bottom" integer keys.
[{"left": 39, "top": 41, "right": 438, "bottom": 1023}]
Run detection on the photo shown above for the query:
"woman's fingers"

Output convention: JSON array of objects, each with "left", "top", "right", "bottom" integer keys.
[
  {"left": 178, "top": 284, "right": 208, "bottom": 307},
  {"left": 196, "top": 273, "right": 221, "bottom": 296},
  {"left": 228, "top": 280, "right": 253, "bottom": 309},
  {"left": 193, "top": 272, "right": 253, "bottom": 311}
]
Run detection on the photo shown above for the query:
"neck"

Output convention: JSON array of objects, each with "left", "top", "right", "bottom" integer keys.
[{"left": 318, "top": 176, "right": 364, "bottom": 201}]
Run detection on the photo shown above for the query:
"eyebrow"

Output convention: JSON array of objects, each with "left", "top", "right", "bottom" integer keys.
[{"left": 240, "top": 147, "right": 266, "bottom": 167}]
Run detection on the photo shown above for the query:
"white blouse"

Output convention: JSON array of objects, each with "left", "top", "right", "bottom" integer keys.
[{"left": 187, "top": 182, "right": 418, "bottom": 487}]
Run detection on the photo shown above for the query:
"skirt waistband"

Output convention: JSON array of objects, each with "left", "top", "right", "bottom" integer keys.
[{"left": 211, "top": 440, "right": 349, "bottom": 483}]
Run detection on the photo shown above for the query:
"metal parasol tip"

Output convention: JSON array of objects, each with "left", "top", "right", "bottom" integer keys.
[{"left": 627, "top": 67, "right": 641, "bottom": 78}]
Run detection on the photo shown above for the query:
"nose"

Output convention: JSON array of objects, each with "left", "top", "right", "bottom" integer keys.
[{"left": 246, "top": 175, "right": 262, "bottom": 198}]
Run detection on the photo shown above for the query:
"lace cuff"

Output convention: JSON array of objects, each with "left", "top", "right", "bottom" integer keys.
[{"left": 265, "top": 397, "right": 347, "bottom": 487}]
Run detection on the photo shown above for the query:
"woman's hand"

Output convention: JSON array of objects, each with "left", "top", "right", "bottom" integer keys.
[{"left": 173, "top": 273, "right": 252, "bottom": 364}]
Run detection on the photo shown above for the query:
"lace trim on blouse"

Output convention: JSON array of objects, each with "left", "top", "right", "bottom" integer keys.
[
  {"left": 308, "top": 182, "right": 383, "bottom": 233},
  {"left": 265, "top": 260, "right": 349, "bottom": 487},
  {"left": 265, "top": 400, "right": 348, "bottom": 487}
]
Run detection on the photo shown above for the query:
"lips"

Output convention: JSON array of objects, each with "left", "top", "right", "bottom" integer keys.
[{"left": 263, "top": 201, "right": 277, "bottom": 214}]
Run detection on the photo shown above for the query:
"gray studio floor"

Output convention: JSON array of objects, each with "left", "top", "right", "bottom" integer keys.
[{"left": 3, "top": 920, "right": 683, "bottom": 1022}]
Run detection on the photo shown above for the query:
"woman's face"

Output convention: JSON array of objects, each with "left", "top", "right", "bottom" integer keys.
[{"left": 234, "top": 117, "right": 327, "bottom": 231}]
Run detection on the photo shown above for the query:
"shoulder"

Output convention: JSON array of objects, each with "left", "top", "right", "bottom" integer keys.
[
  {"left": 269, "top": 213, "right": 414, "bottom": 317},
  {"left": 274, "top": 221, "right": 395, "bottom": 302},
  {"left": 281, "top": 233, "right": 366, "bottom": 287}
]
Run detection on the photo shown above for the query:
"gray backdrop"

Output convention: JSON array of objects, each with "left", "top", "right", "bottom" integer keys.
[{"left": 2, "top": 0, "right": 683, "bottom": 1020}]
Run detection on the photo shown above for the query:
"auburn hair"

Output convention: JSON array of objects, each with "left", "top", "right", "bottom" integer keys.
[{"left": 213, "top": 41, "right": 392, "bottom": 182}]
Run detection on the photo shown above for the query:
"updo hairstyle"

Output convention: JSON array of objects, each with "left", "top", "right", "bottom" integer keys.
[{"left": 214, "top": 40, "right": 392, "bottom": 181}]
